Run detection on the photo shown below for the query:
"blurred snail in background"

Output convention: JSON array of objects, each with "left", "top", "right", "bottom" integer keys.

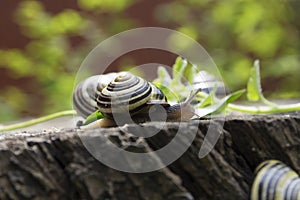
[
  {"left": 73, "top": 72, "right": 118, "bottom": 118},
  {"left": 73, "top": 72, "right": 201, "bottom": 128},
  {"left": 193, "top": 70, "right": 225, "bottom": 96},
  {"left": 251, "top": 160, "right": 300, "bottom": 200}
]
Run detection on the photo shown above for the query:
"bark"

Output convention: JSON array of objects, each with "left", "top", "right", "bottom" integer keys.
[{"left": 0, "top": 113, "right": 299, "bottom": 200}]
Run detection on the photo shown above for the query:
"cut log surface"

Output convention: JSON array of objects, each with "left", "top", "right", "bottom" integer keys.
[{"left": 0, "top": 113, "right": 299, "bottom": 200}]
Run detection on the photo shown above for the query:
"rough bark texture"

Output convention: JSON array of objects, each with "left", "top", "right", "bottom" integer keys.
[{"left": 0, "top": 114, "right": 299, "bottom": 200}]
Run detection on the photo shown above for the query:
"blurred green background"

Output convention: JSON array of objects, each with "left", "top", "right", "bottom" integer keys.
[{"left": 0, "top": 0, "right": 299, "bottom": 122}]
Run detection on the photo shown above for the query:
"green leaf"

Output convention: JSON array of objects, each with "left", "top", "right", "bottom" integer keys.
[
  {"left": 171, "top": 56, "right": 196, "bottom": 85},
  {"left": 83, "top": 110, "right": 104, "bottom": 125},
  {"left": 195, "top": 89, "right": 246, "bottom": 117},
  {"left": 182, "top": 60, "right": 196, "bottom": 84},
  {"left": 172, "top": 57, "right": 187, "bottom": 82},
  {"left": 198, "top": 86, "right": 217, "bottom": 108},
  {"left": 247, "top": 60, "right": 262, "bottom": 101},
  {"left": 153, "top": 57, "right": 192, "bottom": 103},
  {"left": 246, "top": 60, "right": 277, "bottom": 106},
  {"left": 50, "top": 9, "right": 84, "bottom": 34},
  {"left": 153, "top": 66, "right": 172, "bottom": 86},
  {"left": 78, "top": 0, "right": 133, "bottom": 12}
]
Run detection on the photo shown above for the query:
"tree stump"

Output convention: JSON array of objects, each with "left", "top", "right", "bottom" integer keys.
[{"left": 0, "top": 113, "right": 299, "bottom": 199}]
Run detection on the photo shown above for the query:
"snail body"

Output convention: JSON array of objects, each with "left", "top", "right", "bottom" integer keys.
[
  {"left": 251, "top": 160, "right": 300, "bottom": 200},
  {"left": 73, "top": 72, "right": 198, "bottom": 128}
]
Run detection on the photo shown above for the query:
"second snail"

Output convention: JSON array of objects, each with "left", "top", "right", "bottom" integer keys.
[
  {"left": 73, "top": 71, "right": 204, "bottom": 128},
  {"left": 251, "top": 160, "right": 300, "bottom": 200}
]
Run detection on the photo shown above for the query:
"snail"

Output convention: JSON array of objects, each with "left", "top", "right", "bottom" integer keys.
[
  {"left": 251, "top": 160, "right": 300, "bottom": 200},
  {"left": 73, "top": 72, "right": 201, "bottom": 128},
  {"left": 193, "top": 70, "right": 225, "bottom": 96}
]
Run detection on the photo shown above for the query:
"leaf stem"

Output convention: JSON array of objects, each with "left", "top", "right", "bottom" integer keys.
[
  {"left": 227, "top": 102, "right": 300, "bottom": 114},
  {"left": 0, "top": 110, "right": 77, "bottom": 132}
]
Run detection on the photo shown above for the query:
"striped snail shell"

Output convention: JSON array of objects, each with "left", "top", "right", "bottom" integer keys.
[
  {"left": 251, "top": 160, "right": 300, "bottom": 200},
  {"left": 73, "top": 72, "right": 170, "bottom": 121},
  {"left": 96, "top": 72, "right": 168, "bottom": 119}
]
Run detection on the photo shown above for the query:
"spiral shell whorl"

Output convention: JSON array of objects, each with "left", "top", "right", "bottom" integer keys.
[
  {"left": 251, "top": 160, "right": 300, "bottom": 200},
  {"left": 73, "top": 73, "right": 118, "bottom": 118},
  {"left": 73, "top": 75, "right": 99, "bottom": 118},
  {"left": 97, "top": 72, "right": 154, "bottom": 118}
]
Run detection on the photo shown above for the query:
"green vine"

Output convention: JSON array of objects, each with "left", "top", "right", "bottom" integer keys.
[{"left": 0, "top": 110, "right": 76, "bottom": 132}]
